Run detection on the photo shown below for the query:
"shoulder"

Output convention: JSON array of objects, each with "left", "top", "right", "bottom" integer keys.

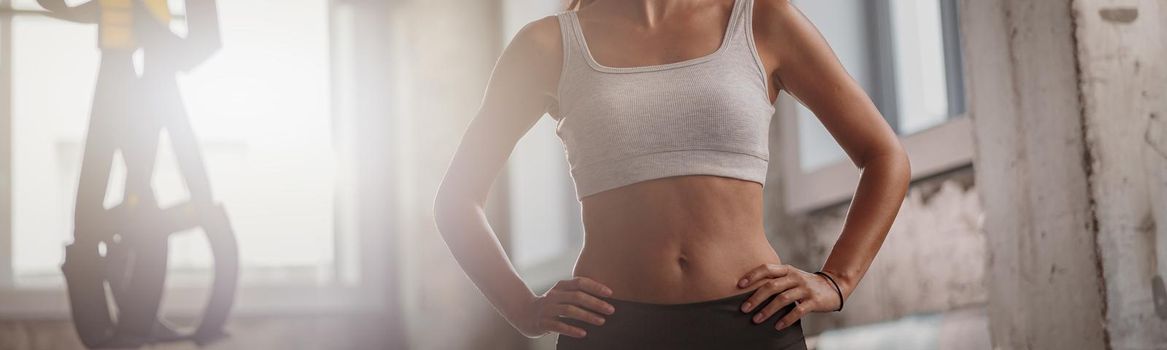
[
  {"left": 753, "top": 0, "right": 795, "bottom": 13},
  {"left": 497, "top": 15, "right": 566, "bottom": 85},
  {"left": 488, "top": 15, "right": 567, "bottom": 101},
  {"left": 507, "top": 15, "right": 564, "bottom": 61},
  {"left": 751, "top": 0, "right": 827, "bottom": 61},
  {"left": 751, "top": 0, "right": 801, "bottom": 38}
]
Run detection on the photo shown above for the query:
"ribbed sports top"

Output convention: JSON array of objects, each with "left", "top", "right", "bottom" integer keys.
[{"left": 550, "top": 0, "right": 775, "bottom": 201}]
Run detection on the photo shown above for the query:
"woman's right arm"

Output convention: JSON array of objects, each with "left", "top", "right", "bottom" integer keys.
[{"left": 433, "top": 16, "right": 614, "bottom": 339}]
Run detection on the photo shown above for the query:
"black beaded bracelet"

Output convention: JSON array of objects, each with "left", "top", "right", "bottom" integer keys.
[{"left": 814, "top": 271, "right": 844, "bottom": 312}]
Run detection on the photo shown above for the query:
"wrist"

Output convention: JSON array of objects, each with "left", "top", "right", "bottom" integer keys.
[
  {"left": 813, "top": 271, "right": 845, "bottom": 312},
  {"left": 504, "top": 292, "right": 544, "bottom": 338},
  {"left": 504, "top": 291, "right": 537, "bottom": 320},
  {"left": 819, "top": 268, "right": 857, "bottom": 299}
]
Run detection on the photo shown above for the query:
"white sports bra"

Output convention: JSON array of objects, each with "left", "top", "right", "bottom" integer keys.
[{"left": 550, "top": 0, "right": 775, "bottom": 201}]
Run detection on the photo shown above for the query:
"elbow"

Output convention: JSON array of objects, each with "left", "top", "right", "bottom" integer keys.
[
  {"left": 433, "top": 190, "right": 457, "bottom": 236},
  {"left": 892, "top": 146, "right": 911, "bottom": 187},
  {"left": 858, "top": 142, "right": 912, "bottom": 188},
  {"left": 433, "top": 184, "right": 458, "bottom": 234},
  {"left": 885, "top": 144, "right": 912, "bottom": 189},
  {"left": 432, "top": 185, "right": 478, "bottom": 239}
]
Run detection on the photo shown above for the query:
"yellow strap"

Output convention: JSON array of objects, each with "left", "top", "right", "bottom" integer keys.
[
  {"left": 142, "top": 0, "right": 171, "bottom": 23},
  {"left": 99, "top": 0, "right": 134, "bottom": 49}
]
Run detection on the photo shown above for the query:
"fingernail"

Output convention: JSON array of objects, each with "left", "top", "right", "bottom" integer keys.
[
  {"left": 738, "top": 278, "right": 748, "bottom": 287},
  {"left": 605, "top": 305, "right": 615, "bottom": 314},
  {"left": 741, "top": 302, "right": 751, "bottom": 312},
  {"left": 603, "top": 287, "right": 613, "bottom": 296},
  {"left": 776, "top": 321, "right": 786, "bottom": 329},
  {"left": 753, "top": 314, "right": 765, "bottom": 323}
]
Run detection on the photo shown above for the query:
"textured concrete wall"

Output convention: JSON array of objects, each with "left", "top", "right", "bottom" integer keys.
[
  {"left": 1073, "top": 0, "right": 1167, "bottom": 348},
  {"left": 962, "top": 0, "right": 1110, "bottom": 349},
  {"left": 766, "top": 169, "right": 987, "bottom": 335},
  {"left": 772, "top": 1, "right": 1167, "bottom": 349}
]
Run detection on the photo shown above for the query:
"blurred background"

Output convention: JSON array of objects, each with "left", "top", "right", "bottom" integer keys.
[{"left": 0, "top": 0, "right": 1163, "bottom": 349}]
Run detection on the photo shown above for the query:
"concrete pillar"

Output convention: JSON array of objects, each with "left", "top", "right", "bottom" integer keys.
[
  {"left": 963, "top": 0, "right": 1109, "bottom": 349},
  {"left": 968, "top": 0, "right": 1167, "bottom": 348},
  {"left": 1073, "top": 0, "right": 1167, "bottom": 348}
]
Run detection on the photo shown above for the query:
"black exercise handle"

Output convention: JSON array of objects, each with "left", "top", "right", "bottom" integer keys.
[{"left": 62, "top": 204, "right": 239, "bottom": 348}]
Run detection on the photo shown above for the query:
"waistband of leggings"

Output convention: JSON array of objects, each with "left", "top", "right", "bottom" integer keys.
[{"left": 598, "top": 289, "right": 757, "bottom": 309}]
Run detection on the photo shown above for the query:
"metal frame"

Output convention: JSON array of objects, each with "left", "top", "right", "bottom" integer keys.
[
  {"left": 0, "top": 1, "right": 391, "bottom": 318},
  {"left": 939, "top": 0, "right": 965, "bottom": 117},
  {"left": 867, "top": 0, "right": 900, "bottom": 127},
  {"left": 1, "top": 0, "right": 14, "bottom": 288},
  {"left": 781, "top": 0, "right": 974, "bottom": 213}
]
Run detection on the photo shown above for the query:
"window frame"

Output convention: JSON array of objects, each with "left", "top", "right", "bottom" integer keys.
[
  {"left": 780, "top": 0, "right": 974, "bottom": 213},
  {"left": 0, "top": 2, "right": 390, "bottom": 318}
]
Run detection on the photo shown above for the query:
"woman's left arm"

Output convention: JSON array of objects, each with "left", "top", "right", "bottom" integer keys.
[{"left": 737, "top": 0, "right": 912, "bottom": 330}]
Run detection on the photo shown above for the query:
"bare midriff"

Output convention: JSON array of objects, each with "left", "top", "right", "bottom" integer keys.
[{"left": 573, "top": 175, "right": 782, "bottom": 304}]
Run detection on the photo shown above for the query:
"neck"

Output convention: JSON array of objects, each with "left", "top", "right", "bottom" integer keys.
[{"left": 589, "top": 0, "right": 718, "bottom": 27}]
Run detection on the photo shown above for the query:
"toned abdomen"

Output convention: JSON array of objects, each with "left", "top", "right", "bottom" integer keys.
[{"left": 572, "top": 175, "right": 782, "bottom": 304}]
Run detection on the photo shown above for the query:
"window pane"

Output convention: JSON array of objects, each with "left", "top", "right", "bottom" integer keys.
[
  {"left": 10, "top": 15, "right": 99, "bottom": 284},
  {"left": 10, "top": 0, "right": 339, "bottom": 287},
  {"left": 793, "top": 0, "right": 965, "bottom": 172},
  {"left": 890, "top": 0, "right": 954, "bottom": 135}
]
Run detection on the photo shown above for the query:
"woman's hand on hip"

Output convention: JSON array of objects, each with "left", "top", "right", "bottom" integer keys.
[
  {"left": 736, "top": 264, "right": 843, "bottom": 330},
  {"left": 516, "top": 276, "right": 616, "bottom": 339}
]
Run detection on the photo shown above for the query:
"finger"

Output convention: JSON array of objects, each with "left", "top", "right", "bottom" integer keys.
[
  {"left": 738, "top": 264, "right": 789, "bottom": 288},
  {"left": 565, "top": 290, "right": 616, "bottom": 315},
  {"left": 546, "top": 289, "right": 568, "bottom": 304},
  {"left": 741, "top": 277, "right": 798, "bottom": 313},
  {"left": 554, "top": 304, "right": 607, "bottom": 326},
  {"left": 573, "top": 276, "right": 614, "bottom": 297},
  {"left": 553, "top": 278, "right": 576, "bottom": 291},
  {"left": 754, "top": 288, "right": 806, "bottom": 324},
  {"left": 544, "top": 319, "right": 587, "bottom": 338},
  {"left": 775, "top": 302, "right": 812, "bottom": 330}
]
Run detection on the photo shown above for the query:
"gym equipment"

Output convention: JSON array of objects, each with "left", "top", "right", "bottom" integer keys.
[{"left": 36, "top": 0, "right": 240, "bottom": 347}]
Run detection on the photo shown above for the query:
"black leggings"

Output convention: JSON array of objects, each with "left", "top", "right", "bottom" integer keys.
[{"left": 556, "top": 290, "right": 808, "bottom": 349}]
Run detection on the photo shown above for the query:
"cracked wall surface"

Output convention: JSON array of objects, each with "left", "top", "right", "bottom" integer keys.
[
  {"left": 766, "top": 169, "right": 988, "bottom": 336},
  {"left": 961, "top": 0, "right": 1111, "bottom": 348},
  {"left": 773, "top": 0, "right": 1167, "bottom": 348},
  {"left": 1074, "top": 0, "right": 1167, "bottom": 348}
]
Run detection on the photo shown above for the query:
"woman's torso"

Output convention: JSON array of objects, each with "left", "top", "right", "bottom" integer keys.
[{"left": 554, "top": 0, "right": 780, "bottom": 304}]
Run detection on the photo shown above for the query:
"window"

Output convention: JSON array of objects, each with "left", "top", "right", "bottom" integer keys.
[
  {"left": 781, "top": 0, "right": 974, "bottom": 213},
  {"left": 0, "top": 0, "right": 381, "bottom": 316}
]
